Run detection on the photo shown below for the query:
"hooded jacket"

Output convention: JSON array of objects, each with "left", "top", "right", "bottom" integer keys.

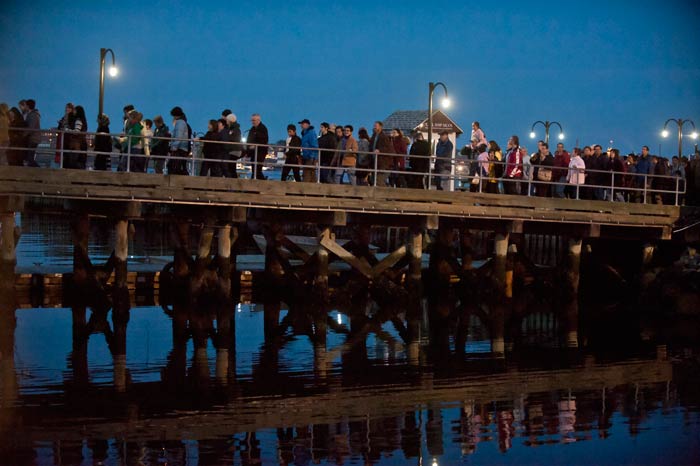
[
  {"left": 26, "top": 109, "right": 41, "bottom": 145},
  {"left": 301, "top": 126, "right": 319, "bottom": 160}
]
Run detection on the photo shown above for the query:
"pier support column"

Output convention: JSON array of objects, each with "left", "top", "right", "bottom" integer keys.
[
  {"left": 114, "top": 219, "right": 129, "bottom": 290},
  {"left": 217, "top": 224, "right": 233, "bottom": 300},
  {"left": 564, "top": 238, "right": 583, "bottom": 348},
  {"left": 407, "top": 227, "right": 423, "bottom": 286},
  {"left": 315, "top": 228, "right": 330, "bottom": 298},
  {"left": 491, "top": 233, "right": 509, "bottom": 357},
  {"left": 0, "top": 213, "right": 19, "bottom": 289},
  {"left": 111, "top": 289, "right": 130, "bottom": 392},
  {"left": 264, "top": 223, "right": 285, "bottom": 285}
]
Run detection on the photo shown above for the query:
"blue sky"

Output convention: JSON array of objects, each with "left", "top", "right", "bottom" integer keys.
[{"left": 1, "top": 0, "right": 699, "bottom": 154}]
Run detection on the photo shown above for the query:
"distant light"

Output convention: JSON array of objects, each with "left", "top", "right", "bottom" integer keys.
[
  {"left": 432, "top": 459, "right": 439, "bottom": 466},
  {"left": 661, "top": 130, "right": 669, "bottom": 138},
  {"left": 558, "top": 133, "right": 565, "bottom": 140},
  {"left": 529, "top": 131, "right": 536, "bottom": 139},
  {"left": 691, "top": 131, "right": 698, "bottom": 140},
  {"left": 337, "top": 313, "right": 342, "bottom": 324},
  {"left": 441, "top": 97, "right": 451, "bottom": 109},
  {"left": 241, "top": 137, "right": 247, "bottom": 143},
  {"left": 108, "top": 66, "right": 118, "bottom": 77}
]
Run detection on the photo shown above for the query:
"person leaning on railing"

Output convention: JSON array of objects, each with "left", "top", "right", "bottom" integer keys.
[
  {"left": 0, "top": 103, "right": 9, "bottom": 165},
  {"left": 503, "top": 135, "right": 523, "bottom": 195},
  {"left": 434, "top": 130, "right": 454, "bottom": 191},
  {"left": 356, "top": 127, "right": 372, "bottom": 186},
  {"left": 7, "top": 106, "right": 27, "bottom": 166}
]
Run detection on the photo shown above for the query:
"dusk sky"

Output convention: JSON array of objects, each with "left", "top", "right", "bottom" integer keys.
[{"left": 1, "top": 0, "right": 699, "bottom": 154}]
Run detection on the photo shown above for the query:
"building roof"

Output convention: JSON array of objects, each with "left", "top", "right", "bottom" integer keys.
[{"left": 383, "top": 110, "right": 464, "bottom": 136}]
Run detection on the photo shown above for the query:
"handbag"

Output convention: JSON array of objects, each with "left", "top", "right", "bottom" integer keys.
[{"left": 537, "top": 167, "right": 552, "bottom": 182}]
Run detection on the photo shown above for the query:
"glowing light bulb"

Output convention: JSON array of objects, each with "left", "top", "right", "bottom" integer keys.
[
  {"left": 558, "top": 133, "right": 565, "bottom": 140},
  {"left": 529, "top": 131, "right": 536, "bottom": 139},
  {"left": 108, "top": 66, "right": 118, "bottom": 77},
  {"left": 690, "top": 131, "right": 698, "bottom": 140},
  {"left": 661, "top": 130, "right": 669, "bottom": 138},
  {"left": 441, "top": 97, "right": 451, "bottom": 109}
]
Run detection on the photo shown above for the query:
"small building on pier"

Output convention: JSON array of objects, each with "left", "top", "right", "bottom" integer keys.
[{"left": 382, "top": 109, "right": 464, "bottom": 153}]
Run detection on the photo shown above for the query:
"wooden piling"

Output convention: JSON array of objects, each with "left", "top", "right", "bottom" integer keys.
[{"left": 114, "top": 219, "right": 129, "bottom": 290}]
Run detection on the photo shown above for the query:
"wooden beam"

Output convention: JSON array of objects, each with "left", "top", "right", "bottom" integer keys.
[
  {"left": 319, "top": 230, "right": 373, "bottom": 278},
  {"left": 371, "top": 245, "right": 406, "bottom": 278}
]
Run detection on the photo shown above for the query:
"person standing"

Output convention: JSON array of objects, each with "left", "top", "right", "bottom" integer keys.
[
  {"left": 298, "top": 119, "right": 319, "bottom": 182},
  {"left": 635, "top": 145, "right": 653, "bottom": 203},
  {"left": 317, "top": 122, "right": 337, "bottom": 183},
  {"left": 408, "top": 132, "right": 430, "bottom": 189},
  {"left": 487, "top": 140, "right": 503, "bottom": 194},
  {"left": 223, "top": 113, "right": 242, "bottom": 178},
  {"left": 566, "top": 148, "right": 586, "bottom": 199},
  {"left": 0, "top": 103, "right": 9, "bottom": 165},
  {"left": 434, "top": 130, "right": 454, "bottom": 190},
  {"left": 281, "top": 124, "right": 302, "bottom": 182},
  {"left": 23, "top": 99, "right": 41, "bottom": 167},
  {"left": 470, "top": 121, "right": 487, "bottom": 151},
  {"left": 391, "top": 128, "right": 408, "bottom": 187},
  {"left": 122, "top": 110, "right": 145, "bottom": 172},
  {"left": 356, "top": 127, "right": 372, "bottom": 186},
  {"left": 65, "top": 105, "right": 88, "bottom": 170},
  {"left": 150, "top": 115, "right": 170, "bottom": 174},
  {"left": 333, "top": 125, "right": 358, "bottom": 185},
  {"left": 7, "top": 107, "right": 27, "bottom": 166},
  {"left": 504, "top": 135, "right": 523, "bottom": 195},
  {"left": 552, "top": 142, "right": 570, "bottom": 198},
  {"left": 168, "top": 106, "right": 190, "bottom": 175},
  {"left": 93, "top": 114, "right": 112, "bottom": 171},
  {"left": 199, "top": 119, "right": 222, "bottom": 177},
  {"left": 247, "top": 113, "right": 268, "bottom": 180},
  {"left": 369, "top": 121, "right": 394, "bottom": 186},
  {"left": 531, "top": 142, "right": 554, "bottom": 197}
]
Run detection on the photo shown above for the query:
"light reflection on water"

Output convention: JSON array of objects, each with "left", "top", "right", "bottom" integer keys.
[{"left": 2, "top": 304, "right": 699, "bottom": 465}]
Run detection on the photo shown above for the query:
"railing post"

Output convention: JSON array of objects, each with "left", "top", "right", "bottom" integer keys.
[
  {"left": 643, "top": 174, "right": 648, "bottom": 204},
  {"left": 59, "top": 129, "right": 65, "bottom": 169},
  {"left": 316, "top": 148, "right": 321, "bottom": 184},
  {"left": 675, "top": 176, "right": 679, "bottom": 206},
  {"left": 576, "top": 179, "right": 580, "bottom": 200},
  {"left": 126, "top": 135, "right": 132, "bottom": 172},
  {"left": 527, "top": 175, "right": 532, "bottom": 197},
  {"left": 253, "top": 145, "right": 258, "bottom": 180},
  {"left": 610, "top": 170, "right": 615, "bottom": 202},
  {"left": 373, "top": 151, "right": 378, "bottom": 187},
  {"left": 427, "top": 155, "right": 433, "bottom": 190}
]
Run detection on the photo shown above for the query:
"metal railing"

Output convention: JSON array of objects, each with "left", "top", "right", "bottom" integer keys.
[{"left": 0, "top": 128, "right": 687, "bottom": 206}]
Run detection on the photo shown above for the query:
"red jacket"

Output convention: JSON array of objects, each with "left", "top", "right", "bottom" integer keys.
[
  {"left": 505, "top": 147, "right": 523, "bottom": 178},
  {"left": 553, "top": 150, "right": 570, "bottom": 179}
]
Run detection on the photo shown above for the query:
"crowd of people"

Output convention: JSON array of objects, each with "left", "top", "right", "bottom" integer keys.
[{"left": 1, "top": 99, "right": 699, "bottom": 205}]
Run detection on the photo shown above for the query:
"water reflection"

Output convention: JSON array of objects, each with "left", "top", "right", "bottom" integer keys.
[{"left": 1, "top": 277, "right": 699, "bottom": 465}]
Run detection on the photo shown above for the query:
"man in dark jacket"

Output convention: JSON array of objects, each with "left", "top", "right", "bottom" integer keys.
[
  {"left": 24, "top": 99, "right": 41, "bottom": 167},
  {"left": 434, "top": 130, "right": 454, "bottom": 190},
  {"left": 408, "top": 132, "right": 430, "bottom": 189},
  {"left": 247, "top": 113, "right": 268, "bottom": 180},
  {"left": 317, "top": 122, "right": 337, "bottom": 183},
  {"left": 281, "top": 124, "right": 302, "bottom": 182},
  {"left": 369, "top": 121, "right": 394, "bottom": 186},
  {"left": 223, "top": 113, "right": 242, "bottom": 178}
]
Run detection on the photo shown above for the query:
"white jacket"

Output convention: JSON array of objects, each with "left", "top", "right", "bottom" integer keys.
[{"left": 567, "top": 155, "right": 586, "bottom": 185}]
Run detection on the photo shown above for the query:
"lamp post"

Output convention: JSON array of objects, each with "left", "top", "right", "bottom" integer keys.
[
  {"left": 427, "top": 82, "right": 450, "bottom": 151},
  {"left": 98, "top": 48, "right": 118, "bottom": 118},
  {"left": 661, "top": 118, "right": 697, "bottom": 158},
  {"left": 529, "top": 120, "right": 564, "bottom": 145}
]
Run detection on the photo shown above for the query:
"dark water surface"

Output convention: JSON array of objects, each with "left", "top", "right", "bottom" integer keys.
[{"left": 1, "top": 214, "right": 699, "bottom": 465}]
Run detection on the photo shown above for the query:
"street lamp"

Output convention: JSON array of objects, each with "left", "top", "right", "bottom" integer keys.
[
  {"left": 98, "top": 48, "right": 118, "bottom": 119},
  {"left": 428, "top": 82, "right": 450, "bottom": 151},
  {"left": 529, "top": 120, "right": 564, "bottom": 145},
  {"left": 661, "top": 118, "right": 696, "bottom": 157}
]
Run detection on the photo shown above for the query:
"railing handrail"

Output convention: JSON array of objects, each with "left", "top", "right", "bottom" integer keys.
[{"left": 2, "top": 127, "right": 688, "bottom": 204}]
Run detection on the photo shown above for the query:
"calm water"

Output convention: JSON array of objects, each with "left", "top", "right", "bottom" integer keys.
[{"left": 1, "top": 214, "right": 699, "bottom": 465}]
